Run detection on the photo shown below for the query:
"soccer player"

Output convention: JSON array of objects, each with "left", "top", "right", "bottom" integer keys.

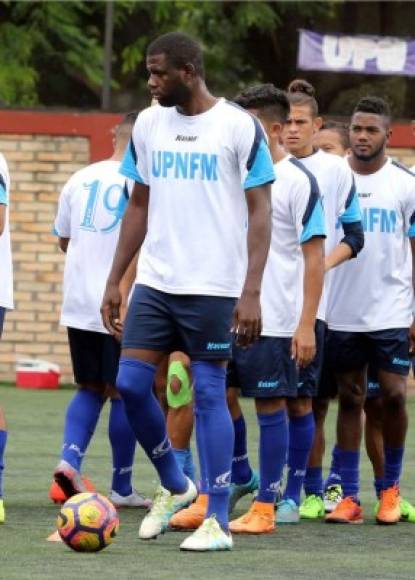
[
  {"left": 0, "top": 151, "right": 13, "bottom": 524},
  {"left": 279, "top": 80, "right": 364, "bottom": 523},
  {"left": 325, "top": 96, "right": 415, "bottom": 525},
  {"left": 313, "top": 121, "right": 350, "bottom": 157},
  {"left": 53, "top": 113, "right": 151, "bottom": 509},
  {"left": 225, "top": 84, "right": 325, "bottom": 533},
  {"left": 101, "top": 32, "right": 274, "bottom": 551}
]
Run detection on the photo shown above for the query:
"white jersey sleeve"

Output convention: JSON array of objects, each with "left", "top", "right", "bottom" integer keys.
[{"left": 54, "top": 178, "right": 74, "bottom": 238}]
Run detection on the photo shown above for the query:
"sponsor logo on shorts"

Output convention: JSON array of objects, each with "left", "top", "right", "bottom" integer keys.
[
  {"left": 206, "top": 342, "right": 231, "bottom": 351},
  {"left": 392, "top": 357, "right": 410, "bottom": 367},
  {"left": 368, "top": 381, "right": 380, "bottom": 391},
  {"left": 257, "top": 380, "right": 279, "bottom": 389},
  {"left": 152, "top": 436, "right": 171, "bottom": 459},
  {"left": 214, "top": 470, "right": 231, "bottom": 488}
]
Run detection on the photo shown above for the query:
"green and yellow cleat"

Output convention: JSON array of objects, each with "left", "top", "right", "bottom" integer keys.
[{"left": 299, "top": 494, "right": 325, "bottom": 519}]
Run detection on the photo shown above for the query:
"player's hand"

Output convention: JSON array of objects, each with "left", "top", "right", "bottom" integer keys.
[
  {"left": 101, "top": 283, "right": 123, "bottom": 340},
  {"left": 232, "top": 290, "right": 262, "bottom": 347},
  {"left": 291, "top": 323, "right": 316, "bottom": 368},
  {"left": 410, "top": 319, "right": 415, "bottom": 354}
]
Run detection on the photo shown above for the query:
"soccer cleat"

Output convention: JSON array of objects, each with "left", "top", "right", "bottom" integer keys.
[
  {"left": 229, "top": 500, "right": 275, "bottom": 534},
  {"left": 109, "top": 489, "right": 152, "bottom": 509},
  {"left": 180, "top": 516, "right": 233, "bottom": 551},
  {"left": 276, "top": 498, "right": 300, "bottom": 524},
  {"left": 400, "top": 498, "right": 415, "bottom": 523},
  {"left": 49, "top": 475, "right": 95, "bottom": 504},
  {"left": 169, "top": 493, "right": 208, "bottom": 530},
  {"left": 323, "top": 484, "right": 343, "bottom": 513},
  {"left": 229, "top": 470, "right": 259, "bottom": 513},
  {"left": 0, "top": 498, "right": 5, "bottom": 524},
  {"left": 53, "top": 460, "right": 87, "bottom": 499},
  {"left": 376, "top": 485, "right": 401, "bottom": 525},
  {"left": 325, "top": 497, "right": 363, "bottom": 524},
  {"left": 299, "top": 494, "right": 325, "bottom": 519},
  {"left": 139, "top": 478, "right": 197, "bottom": 540}
]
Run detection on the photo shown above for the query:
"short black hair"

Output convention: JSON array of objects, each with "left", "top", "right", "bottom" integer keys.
[
  {"left": 147, "top": 32, "right": 204, "bottom": 78},
  {"left": 321, "top": 120, "right": 350, "bottom": 150},
  {"left": 353, "top": 96, "right": 391, "bottom": 123},
  {"left": 233, "top": 84, "right": 290, "bottom": 124}
]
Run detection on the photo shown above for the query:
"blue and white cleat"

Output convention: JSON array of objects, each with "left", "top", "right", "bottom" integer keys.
[
  {"left": 229, "top": 470, "right": 259, "bottom": 512},
  {"left": 180, "top": 516, "right": 233, "bottom": 551},
  {"left": 276, "top": 498, "right": 300, "bottom": 524},
  {"left": 139, "top": 477, "right": 197, "bottom": 540}
]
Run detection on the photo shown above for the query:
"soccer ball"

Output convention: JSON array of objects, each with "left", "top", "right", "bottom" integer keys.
[{"left": 57, "top": 492, "right": 119, "bottom": 552}]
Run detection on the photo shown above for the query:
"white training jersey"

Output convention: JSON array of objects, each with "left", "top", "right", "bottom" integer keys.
[
  {"left": 120, "top": 99, "right": 275, "bottom": 298},
  {"left": 327, "top": 158, "right": 415, "bottom": 331},
  {"left": 411, "top": 165, "right": 415, "bottom": 174},
  {"left": 261, "top": 156, "right": 325, "bottom": 337},
  {"left": 0, "top": 153, "right": 13, "bottom": 310},
  {"left": 298, "top": 149, "right": 361, "bottom": 321},
  {"left": 54, "top": 160, "right": 129, "bottom": 333}
]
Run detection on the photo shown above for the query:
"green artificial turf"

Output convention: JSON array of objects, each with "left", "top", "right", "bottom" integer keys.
[{"left": 0, "top": 385, "right": 414, "bottom": 580}]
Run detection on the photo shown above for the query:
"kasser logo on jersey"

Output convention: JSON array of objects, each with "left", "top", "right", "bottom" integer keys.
[{"left": 152, "top": 151, "right": 218, "bottom": 181}]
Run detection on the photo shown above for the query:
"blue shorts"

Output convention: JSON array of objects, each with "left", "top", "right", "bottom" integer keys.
[
  {"left": 227, "top": 336, "right": 298, "bottom": 398},
  {"left": 297, "top": 319, "right": 327, "bottom": 398},
  {"left": 326, "top": 328, "right": 411, "bottom": 377},
  {"left": 0, "top": 307, "right": 5, "bottom": 338},
  {"left": 318, "top": 362, "right": 380, "bottom": 399},
  {"left": 122, "top": 284, "right": 236, "bottom": 361}
]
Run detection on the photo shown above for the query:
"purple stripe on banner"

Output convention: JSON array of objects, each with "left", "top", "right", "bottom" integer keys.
[{"left": 298, "top": 29, "right": 415, "bottom": 77}]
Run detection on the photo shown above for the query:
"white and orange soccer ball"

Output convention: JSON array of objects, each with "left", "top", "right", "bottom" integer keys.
[{"left": 57, "top": 492, "right": 119, "bottom": 552}]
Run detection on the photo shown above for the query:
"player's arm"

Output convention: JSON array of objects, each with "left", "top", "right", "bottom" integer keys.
[
  {"left": 234, "top": 184, "right": 272, "bottom": 347},
  {"left": 292, "top": 184, "right": 326, "bottom": 367},
  {"left": 409, "top": 224, "right": 415, "bottom": 352},
  {"left": 325, "top": 179, "right": 364, "bottom": 272},
  {"left": 101, "top": 182, "right": 149, "bottom": 336},
  {"left": 58, "top": 237, "right": 70, "bottom": 253},
  {"left": 119, "top": 253, "right": 138, "bottom": 320}
]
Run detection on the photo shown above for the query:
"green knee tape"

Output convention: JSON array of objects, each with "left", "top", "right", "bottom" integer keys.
[{"left": 166, "top": 361, "right": 192, "bottom": 408}]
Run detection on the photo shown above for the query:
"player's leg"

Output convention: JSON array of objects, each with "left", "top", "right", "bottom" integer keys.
[
  {"left": 53, "top": 328, "right": 107, "bottom": 498},
  {"left": 0, "top": 307, "right": 7, "bottom": 523},
  {"left": 325, "top": 331, "right": 366, "bottom": 524},
  {"left": 227, "top": 382, "right": 257, "bottom": 512},
  {"left": 364, "top": 369, "right": 384, "bottom": 501},
  {"left": 117, "top": 286, "right": 197, "bottom": 540},
  {"left": 374, "top": 329, "right": 410, "bottom": 524},
  {"left": 166, "top": 351, "right": 196, "bottom": 482},
  {"left": 178, "top": 294, "right": 235, "bottom": 551},
  {"left": 281, "top": 320, "right": 326, "bottom": 523},
  {"left": 230, "top": 337, "right": 293, "bottom": 534}
]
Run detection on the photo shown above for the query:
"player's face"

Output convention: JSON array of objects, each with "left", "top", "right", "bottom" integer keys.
[
  {"left": 349, "top": 112, "right": 389, "bottom": 162},
  {"left": 313, "top": 129, "right": 348, "bottom": 157},
  {"left": 146, "top": 53, "right": 191, "bottom": 107},
  {"left": 282, "top": 105, "right": 320, "bottom": 156}
]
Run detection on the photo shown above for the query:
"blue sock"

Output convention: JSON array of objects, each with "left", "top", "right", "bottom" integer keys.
[
  {"left": 383, "top": 447, "right": 404, "bottom": 489},
  {"left": 374, "top": 477, "right": 383, "bottom": 498},
  {"left": 283, "top": 413, "right": 315, "bottom": 505},
  {"left": 338, "top": 449, "right": 360, "bottom": 501},
  {"left": 325, "top": 445, "right": 342, "bottom": 489},
  {"left": 304, "top": 466, "right": 323, "bottom": 497},
  {"left": 117, "top": 358, "right": 187, "bottom": 494},
  {"left": 231, "top": 414, "right": 252, "bottom": 485},
  {"left": 0, "top": 430, "right": 7, "bottom": 497},
  {"left": 195, "top": 408, "right": 209, "bottom": 494},
  {"left": 109, "top": 399, "right": 136, "bottom": 496},
  {"left": 173, "top": 448, "right": 196, "bottom": 483},
  {"left": 192, "top": 362, "right": 234, "bottom": 531},
  {"left": 257, "top": 410, "right": 288, "bottom": 504},
  {"left": 61, "top": 389, "right": 104, "bottom": 471}
]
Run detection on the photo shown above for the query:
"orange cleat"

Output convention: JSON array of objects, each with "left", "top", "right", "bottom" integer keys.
[
  {"left": 49, "top": 475, "right": 95, "bottom": 504},
  {"left": 229, "top": 501, "right": 275, "bottom": 534},
  {"left": 376, "top": 485, "right": 401, "bottom": 525},
  {"left": 169, "top": 493, "right": 208, "bottom": 530},
  {"left": 325, "top": 497, "right": 363, "bottom": 524}
]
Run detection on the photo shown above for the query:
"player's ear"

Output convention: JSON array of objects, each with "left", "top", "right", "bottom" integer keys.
[
  {"left": 270, "top": 122, "right": 282, "bottom": 140},
  {"left": 386, "top": 126, "right": 392, "bottom": 144},
  {"left": 183, "top": 62, "right": 196, "bottom": 81},
  {"left": 314, "top": 116, "right": 323, "bottom": 132}
]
